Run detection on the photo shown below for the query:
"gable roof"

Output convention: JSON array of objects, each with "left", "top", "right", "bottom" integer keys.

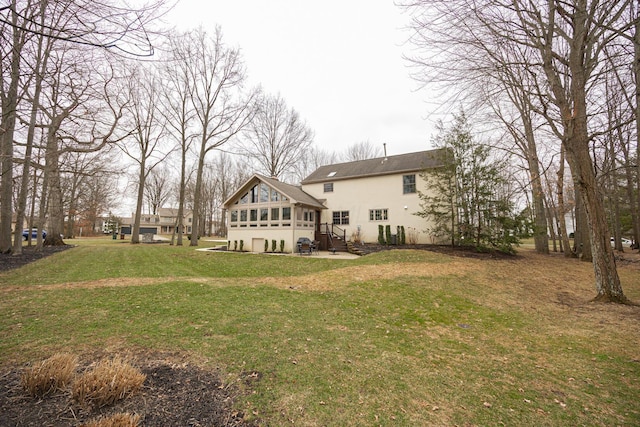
[
  {"left": 301, "top": 148, "right": 447, "bottom": 184},
  {"left": 223, "top": 173, "right": 326, "bottom": 209},
  {"left": 157, "top": 207, "right": 192, "bottom": 217}
]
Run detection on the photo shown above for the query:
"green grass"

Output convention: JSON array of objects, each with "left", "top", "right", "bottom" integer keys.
[{"left": 1, "top": 238, "right": 638, "bottom": 426}]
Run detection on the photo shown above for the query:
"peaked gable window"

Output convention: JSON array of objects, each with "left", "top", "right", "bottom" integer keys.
[
  {"left": 260, "top": 184, "right": 269, "bottom": 202},
  {"left": 403, "top": 174, "right": 416, "bottom": 194}
]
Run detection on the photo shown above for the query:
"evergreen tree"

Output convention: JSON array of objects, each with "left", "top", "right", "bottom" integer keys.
[{"left": 417, "top": 111, "right": 528, "bottom": 253}]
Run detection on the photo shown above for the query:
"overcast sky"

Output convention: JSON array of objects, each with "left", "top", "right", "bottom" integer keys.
[{"left": 165, "top": 0, "right": 438, "bottom": 157}]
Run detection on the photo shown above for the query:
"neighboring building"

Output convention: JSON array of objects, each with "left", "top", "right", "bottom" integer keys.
[
  {"left": 224, "top": 149, "right": 447, "bottom": 252},
  {"left": 119, "top": 208, "right": 193, "bottom": 237}
]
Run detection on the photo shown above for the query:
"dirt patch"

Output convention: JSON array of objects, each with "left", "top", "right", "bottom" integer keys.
[{"left": 0, "top": 352, "right": 258, "bottom": 427}]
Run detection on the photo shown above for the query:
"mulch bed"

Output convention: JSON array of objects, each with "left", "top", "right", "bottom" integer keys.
[
  {"left": 353, "top": 242, "right": 519, "bottom": 260},
  {"left": 0, "top": 245, "right": 73, "bottom": 272},
  {"left": 0, "top": 356, "right": 258, "bottom": 427}
]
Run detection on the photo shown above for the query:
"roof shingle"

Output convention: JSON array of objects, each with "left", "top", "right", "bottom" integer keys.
[{"left": 301, "top": 148, "right": 447, "bottom": 184}]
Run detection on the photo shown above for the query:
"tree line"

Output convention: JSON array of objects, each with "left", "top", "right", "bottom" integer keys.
[
  {"left": 402, "top": 0, "right": 638, "bottom": 303},
  {"left": 0, "top": 0, "right": 384, "bottom": 252}
]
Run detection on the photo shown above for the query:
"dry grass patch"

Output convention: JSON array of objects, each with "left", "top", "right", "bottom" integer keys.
[
  {"left": 79, "top": 413, "right": 141, "bottom": 427},
  {"left": 20, "top": 352, "right": 77, "bottom": 397},
  {"left": 72, "top": 357, "right": 146, "bottom": 408}
]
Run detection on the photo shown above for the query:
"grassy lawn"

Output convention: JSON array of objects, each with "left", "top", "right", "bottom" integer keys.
[{"left": 1, "top": 237, "right": 639, "bottom": 426}]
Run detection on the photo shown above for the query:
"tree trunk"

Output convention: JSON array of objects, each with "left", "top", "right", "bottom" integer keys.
[
  {"left": 538, "top": 0, "right": 625, "bottom": 302},
  {"left": 190, "top": 145, "right": 206, "bottom": 247},
  {"left": 521, "top": 112, "right": 549, "bottom": 254},
  {"left": 556, "top": 147, "right": 572, "bottom": 257},
  {"left": 0, "top": 1, "right": 24, "bottom": 253},
  {"left": 564, "top": 110, "right": 625, "bottom": 302},
  {"left": 131, "top": 158, "right": 147, "bottom": 244},
  {"left": 43, "top": 121, "right": 65, "bottom": 247},
  {"left": 634, "top": 0, "right": 640, "bottom": 249}
]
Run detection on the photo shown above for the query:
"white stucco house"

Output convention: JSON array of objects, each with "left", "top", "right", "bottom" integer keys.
[{"left": 223, "top": 149, "right": 446, "bottom": 253}]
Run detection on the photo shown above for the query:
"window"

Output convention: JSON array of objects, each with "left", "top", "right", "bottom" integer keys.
[
  {"left": 271, "top": 190, "right": 280, "bottom": 202},
  {"left": 369, "top": 209, "right": 389, "bottom": 221},
  {"left": 240, "top": 210, "right": 247, "bottom": 222},
  {"left": 332, "top": 211, "right": 349, "bottom": 225},
  {"left": 282, "top": 207, "right": 291, "bottom": 220},
  {"left": 250, "top": 185, "right": 259, "bottom": 203},
  {"left": 260, "top": 184, "right": 269, "bottom": 203},
  {"left": 324, "top": 182, "right": 333, "bottom": 193},
  {"left": 250, "top": 209, "right": 257, "bottom": 221},
  {"left": 240, "top": 192, "right": 248, "bottom": 204},
  {"left": 230, "top": 210, "right": 238, "bottom": 222},
  {"left": 403, "top": 174, "right": 416, "bottom": 194},
  {"left": 271, "top": 207, "right": 279, "bottom": 221},
  {"left": 260, "top": 208, "right": 268, "bottom": 221}
]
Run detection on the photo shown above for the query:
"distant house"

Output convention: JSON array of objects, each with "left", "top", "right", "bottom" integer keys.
[
  {"left": 223, "top": 149, "right": 447, "bottom": 252},
  {"left": 119, "top": 208, "right": 193, "bottom": 237}
]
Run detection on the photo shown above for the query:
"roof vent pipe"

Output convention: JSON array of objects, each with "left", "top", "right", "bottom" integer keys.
[{"left": 382, "top": 143, "right": 388, "bottom": 163}]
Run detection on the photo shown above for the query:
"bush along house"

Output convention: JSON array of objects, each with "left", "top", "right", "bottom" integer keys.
[{"left": 223, "top": 149, "right": 447, "bottom": 253}]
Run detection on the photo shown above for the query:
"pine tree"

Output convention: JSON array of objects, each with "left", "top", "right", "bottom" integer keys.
[{"left": 417, "top": 111, "right": 527, "bottom": 253}]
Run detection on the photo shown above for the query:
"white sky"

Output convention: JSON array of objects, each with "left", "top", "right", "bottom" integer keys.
[{"left": 165, "top": 0, "right": 438, "bottom": 157}]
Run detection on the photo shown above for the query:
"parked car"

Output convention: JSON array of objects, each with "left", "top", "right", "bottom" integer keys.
[
  {"left": 610, "top": 237, "right": 632, "bottom": 247},
  {"left": 22, "top": 229, "right": 46, "bottom": 240}
]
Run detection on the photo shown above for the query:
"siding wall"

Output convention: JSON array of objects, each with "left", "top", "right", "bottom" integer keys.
[{"left": 302, "top": 172, "right": 442, "bottom": 244}]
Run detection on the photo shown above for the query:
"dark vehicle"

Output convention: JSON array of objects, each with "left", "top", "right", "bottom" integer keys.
[{"left": 22, "top": 229, "right": 46, "bottom": 240}]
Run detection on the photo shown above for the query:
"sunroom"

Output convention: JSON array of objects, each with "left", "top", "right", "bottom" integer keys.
[{"left": 224, "top": 174, "right": 326, "bottom": 253}]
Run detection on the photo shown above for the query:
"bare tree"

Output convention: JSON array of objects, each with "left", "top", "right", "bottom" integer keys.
[
  {"left": 0, "top": 0, "right": 32, "bottom": 253},
  {"left": 119, "top": 64, "right": 171, "bottom": 244},
  {"left": 144, "top": 166, "right": 173, "bottom": 215},
  {"left": 341, "top": 140, "right": 383, "bottom": 162},
  {"left": 60, "top": 150, "right": 116, "bottom": 238},
  {"left": 174, "top": 27, "right": 255, "bottom": 246},
  {"left": 160, "top": 31, "right": 198, "bottom": 245},
  {"left": 0, "top": 0, "right": 167, "bottom": 253},
  {"left": 403, "top": 0, "right": 631, "bottom": 303},
  {"left": 294, "top": 146, "right": 339, "bottom": 183},
  {"left": 240, "top": 92, "right": 314, "bottom": 182}
]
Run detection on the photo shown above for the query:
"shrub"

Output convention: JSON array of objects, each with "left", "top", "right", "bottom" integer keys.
[
  {"left": 227, "top": 240, "right": 230, "bottom": 250},
  {"left": 80, "top": 413, "right": 141, "bottom": 427},
  {"left": 272, "top": 240, "right": 277, "bottom": 252},
  {"left": 378, "top": 225, "right": 385, "bottom": 245},
  {"left": 351, "top": 228, "right": 362, "bottom": 244},
  {"left": 72, "top": 357, "right": 146, "bottom": 408},
  {"left": 385, "top": 225, "right": 392, "bottom": 245},
  {"left": 400, "top": 226, "right": 406, "bottom": 245},
  {"left": 21, "top": 353, "right": 78, "bottom": 398},
  {"left": 280, "top": 240, "right": 285, "bottom": 252},
  {"left": 264, "top": 239, "right": 269, "bottom": 252},
  {"left": 407, "top": 227, "right": 419, "bottom": 245},
  {"left": 239, "top": 240, "right": 244, "bottom": 251},
  {"left": 233, "top": 240, "right": 237, "bottom": 251}
]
